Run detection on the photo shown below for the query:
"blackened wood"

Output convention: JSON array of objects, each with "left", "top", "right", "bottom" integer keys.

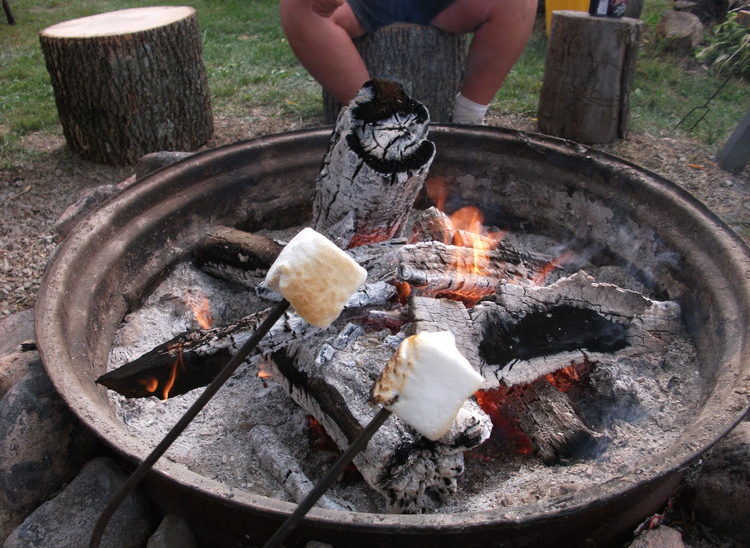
[
  {"left": 323, "top": 24, "right": 468, "bottom": 123},
  {"left": 39, "top": 7, "right": 212, "bottom": 165},
  {"left": 193, "top": 226, "right": 283, "bottom": 272},
  {"left": 314, "top": 80, "right": 436, "bottom": 248},
  {"left": 507, "top": 379, "right": 601, "bottom": 463},
  {"left": 538, "top": 13, "right": 642, "bottom": 143}
]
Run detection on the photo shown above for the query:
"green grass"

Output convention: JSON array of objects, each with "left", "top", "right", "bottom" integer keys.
[{"left": 1, "top": 0, "right": 748, "bottom": 166}]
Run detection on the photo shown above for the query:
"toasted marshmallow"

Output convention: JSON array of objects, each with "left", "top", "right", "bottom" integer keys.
[
  {"left": 265, "top": 227, "right": 367, "bottom": 327},
  {"left": 371, "top": 331, "right": 484, "bottom": 441}
]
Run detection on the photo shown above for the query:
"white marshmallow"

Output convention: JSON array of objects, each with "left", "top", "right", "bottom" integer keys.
[
  {"left": 371, "top": 331, "right": 484, "bottom": 441},
  {"left": 265, "top": 227, "right": 367, "bottom": 328}
]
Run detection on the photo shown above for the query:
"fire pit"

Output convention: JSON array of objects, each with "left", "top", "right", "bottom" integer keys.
[{"left": 36, "top": 125, "right": 750, "bottom": 547}]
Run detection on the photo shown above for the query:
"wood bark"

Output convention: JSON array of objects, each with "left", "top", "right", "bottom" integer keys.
[
  {"left": 314, "top": 80, "right": 436, "bottom": 247},
  {"left": 39, "top": 6, "right": 213, "bottom": 165},
  {"left": 537, "top": 12, "right": 642, "bottom": 143},
  {"left": 323, "top": 24, "right": 468, "bottom": 124}
]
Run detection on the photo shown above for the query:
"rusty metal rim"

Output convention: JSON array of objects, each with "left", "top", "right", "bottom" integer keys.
[{"left": 35, "top": 125, "right": 750, "bottom": 534}]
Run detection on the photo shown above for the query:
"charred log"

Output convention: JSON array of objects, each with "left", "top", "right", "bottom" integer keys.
[
  {"left": 194, "top": 226, "right": 282, "bottom": 272},
  {"left": 98, "top": 283, "right": 397, "bottom": 398},
  {"left": 313, "top": 80, "right": 436, "bottom": 248},
  {"left": 506, "top": 379, "right": 603, "bottom": 463},
  {"left": 473, "top": 272, "right": 684, "bottom": 387}
]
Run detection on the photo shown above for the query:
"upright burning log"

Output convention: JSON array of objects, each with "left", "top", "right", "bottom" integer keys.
[{"left": 313, "top": 79, "right": 436, "bottom": 248}]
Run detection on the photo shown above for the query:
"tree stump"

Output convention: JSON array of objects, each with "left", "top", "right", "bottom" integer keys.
[
  {"left": 537, "top": 12, "right": 642, "bottom": 144},
  {"left": 39, "top": 6, "right": 213, "bottom": 165},
  {"left": 323, "top": 23, "right": 467, "bottom": 124}
]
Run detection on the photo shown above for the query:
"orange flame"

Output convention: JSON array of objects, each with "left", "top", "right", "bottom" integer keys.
[
  {"left": 160, "top": 350, "right": 184, "bottom": 400},
  {"left": 545, "top": 361, "right": 591, "bottom": 392},
  {"left": 257, "top": 362, "right": 274, "bottom": 379},
  {"left": 532, "top": 250, "right": 576, "bottom": 285},
  {"left": 138, "top": 377, "right": 158, "bottom": 393},
  {"left": 184, "top": 291, "right": 213, "bottom": 329},
  {"left": 425, "top": 176, "right": 449, "bottom": 212}
]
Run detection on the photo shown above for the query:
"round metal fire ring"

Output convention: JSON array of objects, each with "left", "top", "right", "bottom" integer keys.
[{"left": 36, "top": 126, "right": 750, "bottom": 547}]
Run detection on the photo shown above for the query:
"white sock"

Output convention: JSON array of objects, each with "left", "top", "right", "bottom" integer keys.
[{"left": 451, "top": 93, "right": 489, "bottom": 125}]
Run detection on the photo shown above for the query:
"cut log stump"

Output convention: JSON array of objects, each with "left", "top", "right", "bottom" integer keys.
[
  {"left": 39, "top": 6, "right": 213, "bottom": 165},
  {"left": 537, "top": 12, "right": 642, "bottom": 144},
  {"left": 323, "top": 24, "right": 468, "bottom": 124}
]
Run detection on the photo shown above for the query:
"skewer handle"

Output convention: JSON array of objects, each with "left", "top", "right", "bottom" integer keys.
[
  {"left": 263, "top": 407, "right": 392, "bottom": 548},
  {"left": 89, "top": 299, "right": 291, "bottom": 548}
]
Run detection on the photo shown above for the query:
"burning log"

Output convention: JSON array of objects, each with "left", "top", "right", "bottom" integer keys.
[
  {"left": 98, "top": 282, "right": 396, "bottom": 399},
  {"left": 313, "top": 79, "right": 436, "bottom": 248},
  {"left": 505, "top": 378, "right": 602, "bottom": 463},
  {"left": 193, "top": 226, "right": 282, "bottom": 286},
  {"left": 267, "top": 322, "right": 491, "bottom": 513}
]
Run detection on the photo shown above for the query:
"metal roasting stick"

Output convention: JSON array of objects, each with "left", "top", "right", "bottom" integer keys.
[
  {"left": 262, "top": 407, "right": 392, "bottom": 548},
  {"left": 89, "top": 299, "right": 291, "bottom": 548}
]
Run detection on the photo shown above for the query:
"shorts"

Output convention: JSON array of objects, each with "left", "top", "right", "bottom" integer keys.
[{"left": 347, "top": 0, "right": 456, "bottom": 32}]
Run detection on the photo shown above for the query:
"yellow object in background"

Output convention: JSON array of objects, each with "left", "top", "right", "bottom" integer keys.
[{"left": 545, "top": 0, "right": 590, "bottom": 35}]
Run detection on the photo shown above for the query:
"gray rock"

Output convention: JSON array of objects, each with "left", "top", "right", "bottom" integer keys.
[
  {"left": 629, "top": 525, "right": 685, "bottom": 548},
  {"left": 0, "top": 349, "right": 38, "bottom": 399},
  {"left": 0, "top": 309, "right": 34, "bottom": 357},
  {"left": 4, "top": 458, "right": 154, "bottom": 548},
  {"left": 135, "top": 151, "right": 194, "bottom": 180},
  {"left": 0, "top": 500, "right": 24, "bottom": 546},
  {"left": 54, "top": 183, "right": 123, "bottom": 238},
  {"left": 147, "top": 514, "right": 197, "bottom": 548},
  {"left": 686, "top": 422, "right": 750, "bottom": 544},
  {"left": 0, "top": 360, "right": 97, "bottom": 512},
  {"left": 656, "top": 11, "right": 704, "bottom": 53}
]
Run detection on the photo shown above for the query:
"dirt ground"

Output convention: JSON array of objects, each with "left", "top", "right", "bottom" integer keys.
[{"left": 1, "top": 108, "right": 748, "bottom": 320}]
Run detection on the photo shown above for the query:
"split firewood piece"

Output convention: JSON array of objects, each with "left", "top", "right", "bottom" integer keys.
[
  {"left": 247, "top": 425, "right": 346, "bottom": 511},
  {"left": 504, "top": 379, "right": 603, "bottom": 463},
  {"left": 97, "top": 282, "right": 395, "bottom": 398},
  {"left": 408, "top": 207, "right": 454, "bottom": 243},
  {"left": 473, "top": 271, "right": 684, "bottom": 388},
  {"left": 313, "top": 79, "right": 436, "bottom": 248},
  {"left": 193, "top": 226, "right": 283, "bottom": 285},
  {"left": 268, "top": 324, "right": 491, "bottom": 513},
  {"left": 408, "top": 296, "right": 481, "bottom": 368}
]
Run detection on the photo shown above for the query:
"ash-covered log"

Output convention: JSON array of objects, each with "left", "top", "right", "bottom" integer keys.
[
  {"left": 313, "top": 79, "right": 436, "bottom": 248},
  {"left": 267, "top": 321, "right": 491, "bottom": 513}
]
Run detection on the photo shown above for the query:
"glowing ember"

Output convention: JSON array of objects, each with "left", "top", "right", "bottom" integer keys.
[
  {"left": 545, "top": 361, "right": 591, "bottom": 392},
  {"left": 184, "top": 290, "right": 213, "bottom": 329},
  {"left": 474, "top": 387, "right": 534, "bottom": 457},
  {"left": 532, "top": 250, "right": 577, "bottom": 285},
  {"left": 393, "top": 280, "right": 412, "bottom": 304}
]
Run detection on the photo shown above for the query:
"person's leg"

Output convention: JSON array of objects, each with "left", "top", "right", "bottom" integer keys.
[
  {"left": 431, "top": 0, "right": 538, "bottom": 121},
  {"left": 279, "top": 0, "right": 370, "bottom": 104}
]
